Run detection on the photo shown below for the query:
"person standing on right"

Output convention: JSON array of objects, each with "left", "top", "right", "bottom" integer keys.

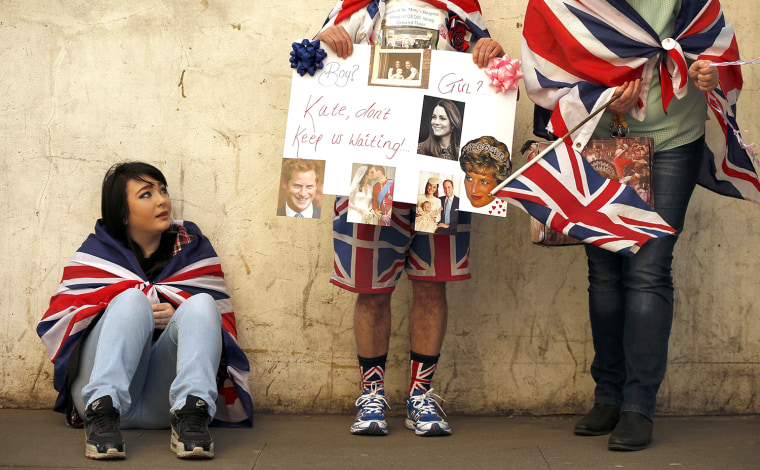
[{"left": 522, "top": 0, "right": 756, "bottom": 451}]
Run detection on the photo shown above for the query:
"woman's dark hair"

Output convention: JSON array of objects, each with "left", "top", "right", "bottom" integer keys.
[
  {"left": 101, "top": 162, "right": 167, "bottom": 242},
  {"left": 459, "top": 136, "right": 511, "bottom": 183},
  {"left": 418, "top": 99, "right": 463, "bottom": 160}
]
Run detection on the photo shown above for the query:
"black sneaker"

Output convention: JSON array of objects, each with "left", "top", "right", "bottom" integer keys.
[
  {"left": 170, "top": 395, "right": 214, "bottom": 459},
  {"left": 83, "top": 395, "right": 125, "bottom": 460}
]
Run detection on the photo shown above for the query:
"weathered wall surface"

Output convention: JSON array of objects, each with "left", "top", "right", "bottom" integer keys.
[{"left": 2, "top": 1, "right": 759, "bottom": 416}]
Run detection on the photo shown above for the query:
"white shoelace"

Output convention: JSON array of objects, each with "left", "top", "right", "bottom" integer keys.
[
  {"left": 355, "top": 383, "right": 390, "bottom": 414},
  {"left": 409, "top": 389, "right": 447, "bottom": 417}
]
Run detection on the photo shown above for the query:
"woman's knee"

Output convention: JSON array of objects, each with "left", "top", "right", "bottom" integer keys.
[
  {"left": 623, "top": 265, "right": 673, "bottom": 292},
  {"left": 104, "top": 289, "right": 154, "bottom": 324},
  {"left": 623, "top": 239, "right": 676, "bottom": 291},
  {"left": 173, "top": 293, "right": 221, "bottom": 326}
]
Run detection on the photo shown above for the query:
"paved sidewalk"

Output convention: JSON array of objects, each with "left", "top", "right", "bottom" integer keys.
[{"left": 1, "top": 409, "right": 758, "bottom": 469}]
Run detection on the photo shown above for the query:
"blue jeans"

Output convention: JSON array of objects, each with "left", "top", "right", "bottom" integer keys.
[
  {"left": 584, "top": 137, "right": 704, "bottom": 419},
  {"left": 71, "top": 289, "right": 222, "bottom": 429}
]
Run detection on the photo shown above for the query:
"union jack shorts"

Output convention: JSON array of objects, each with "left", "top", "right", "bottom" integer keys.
[{"left": 331, "top": 197, "right": 472, "bottom": 294}]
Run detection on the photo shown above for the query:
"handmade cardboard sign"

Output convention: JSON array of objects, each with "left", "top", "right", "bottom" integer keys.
[{"left": 283, "top": 43, "right": 518, "bottom": 217}]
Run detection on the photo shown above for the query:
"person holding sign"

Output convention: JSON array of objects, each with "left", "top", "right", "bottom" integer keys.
[{"left": 316, "top": 0, "right": 505, "bottom": 437}]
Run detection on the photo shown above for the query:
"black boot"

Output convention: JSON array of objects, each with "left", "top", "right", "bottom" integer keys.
[
  {"left": 608, "top": 411, "right": 653, "bottom": 451},
  {"left": 574, "top": 403, "right": 621, "bottom": 436}
]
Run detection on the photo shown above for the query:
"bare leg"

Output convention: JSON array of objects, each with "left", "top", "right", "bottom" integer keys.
[
  {"left": 405, "top": 280, "right": 452, "bottom": 436},
  {"left": 409, "top": 280, "right": 447, "bottom": 356},
  {"left": 354, "top": 293, "right": 392, "bottom": 358},
  {"left": 351, "top": 293, "right": 392, "bottom": 436}
]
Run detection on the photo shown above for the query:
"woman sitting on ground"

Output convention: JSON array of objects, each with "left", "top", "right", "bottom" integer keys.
[{"left": 37, "top": 162, "right": 253, "bottom": 460}]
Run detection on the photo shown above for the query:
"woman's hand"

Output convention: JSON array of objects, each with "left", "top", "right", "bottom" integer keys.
[
  {"left": 607, "top": 79, "right": 641, "bottom": 114},
  {"left": 315, "top": 25, "right": 353, "bottom": 59},
  {"left": 437, "top": 223, "right": 449, "bottom": 229},
  {"left": 689, "top": 60, "right": 719, "bottom": 92},
  {"left": 153, "top": 302, "right": 175, "bottom": 330},
  {"left": 471, "top": 38, "right": 504, "bottom": 68}
]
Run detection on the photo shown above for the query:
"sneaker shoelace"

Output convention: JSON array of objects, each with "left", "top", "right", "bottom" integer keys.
[
  {"left": 88, "top": 410, "right": 120, "bottom": 432},
  {"left": 177, "top": 410, "right": 208, "bottom": 433},
  {"left": 409, "top": 389, "right": 447, "bottom": 417},
  {"left": 354, "top": 383, "right": 390, "bottom": 414}
]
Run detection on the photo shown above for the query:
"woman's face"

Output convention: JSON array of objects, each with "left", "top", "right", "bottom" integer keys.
[
  {"left": 430, "top": 105, "right": 451, "bottom": 139},
  {"left": 464, "top": 170, "right": 498, "bottom": 208},
  {"left": 425, "top": 182, "right": 438, "bottom": 196},
  {"left": 125, "top": 176, "right": 172, "bottom": 241}
]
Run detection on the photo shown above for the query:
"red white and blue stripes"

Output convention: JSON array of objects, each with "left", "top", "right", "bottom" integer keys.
[
  {"left": 521, "top": 0, "right": 759, "bottom": 203},
  {"left": 37, "top": 220, "right": 253, "bottom": 426},
  {"left": 497, "top": 141, "right": 677, "bottom": 256},
  {"left": 318, "top": 0, "right": 490, "bottom": 46}
]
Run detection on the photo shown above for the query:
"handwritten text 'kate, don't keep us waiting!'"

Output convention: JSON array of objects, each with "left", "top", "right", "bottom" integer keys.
[
  {"left": 293, "top": 94, "right": 403, "bottom": 159},
  {"left": 290, "top": 61, "right": 490, "bottom": 159}
]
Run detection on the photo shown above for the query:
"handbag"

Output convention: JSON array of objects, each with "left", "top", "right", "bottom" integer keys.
[{"left": 527, "top": 114, "right": 655, "bottom": 246}]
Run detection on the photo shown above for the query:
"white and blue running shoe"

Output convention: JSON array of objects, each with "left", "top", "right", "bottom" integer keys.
[
  {"left": 350, "top": 384, "right": 389, "bottom": 436},
  {"left": 405, "top": 389, "right": 451, "bottom": 436}
]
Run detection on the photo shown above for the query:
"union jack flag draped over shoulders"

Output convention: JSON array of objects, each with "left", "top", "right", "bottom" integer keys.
[
  {"left": 497, "top": 142, "right": 677, "bottom": 256},
  {"left": 318, "top": 0, "right": 490, "bottom": 46},
  {"left": 521, "top": 0, "right": 760, "bottom": 204},
  {"left": 37, "top": 220, "right": 253, "bottom": 427}
]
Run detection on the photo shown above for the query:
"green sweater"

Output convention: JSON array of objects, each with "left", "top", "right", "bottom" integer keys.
[{"left": 592, "top": 0, "right": 706, "bottom": 151}]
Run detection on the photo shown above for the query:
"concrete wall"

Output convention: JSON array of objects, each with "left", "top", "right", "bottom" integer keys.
[{"left": 2, "top": 0, "right": 759, "bottom": 416}]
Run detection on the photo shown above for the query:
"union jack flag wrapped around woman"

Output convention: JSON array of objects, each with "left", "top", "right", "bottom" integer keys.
[
  {"left": 318, "top": 0, "right": 490, "bottom": 48},
  {"left": 36, "top": 220, "right": 253, "bottom": 427},
  {"left": 521, "top": 0, "right": 760, "bottom": 203}
]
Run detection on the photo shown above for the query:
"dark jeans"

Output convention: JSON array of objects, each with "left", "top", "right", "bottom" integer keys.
[{"left": 584, "top": 137, "right": 704, "bottom": 419}]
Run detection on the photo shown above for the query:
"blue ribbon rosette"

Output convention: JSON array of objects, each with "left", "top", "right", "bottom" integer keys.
[{"left": 290, "top": 39, "right": 328, "bottom": 77}]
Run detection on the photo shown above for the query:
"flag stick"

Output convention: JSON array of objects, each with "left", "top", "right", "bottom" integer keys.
[{"left": 488, "top": 94, "right": 620, "bottom": 197}]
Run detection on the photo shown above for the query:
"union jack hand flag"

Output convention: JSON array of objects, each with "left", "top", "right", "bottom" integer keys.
[
  {"left": 318, "top": 0, "right": 490, "bottom": 46},
  {"left": 36, "top": 220, "right": 253, "bottom": 426},
  {"left": 497, "top": 142, "right": 676, "bottom": 256},
  {"left": 521, "top": 0, "right": 760, "bottom": 204}
]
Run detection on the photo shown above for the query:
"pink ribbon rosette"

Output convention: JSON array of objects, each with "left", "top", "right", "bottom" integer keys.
[{"left": 484, "top": 55, "right": 523, "bottom": 93}]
